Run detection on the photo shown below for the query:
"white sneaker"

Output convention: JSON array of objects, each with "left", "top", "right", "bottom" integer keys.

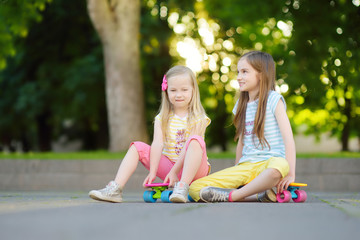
[
  {"left": 200, "top": 187, "right": 234, "bottom": 202},
  {"left": 89, "top": 181, "right": 122, "bottom": 203},
  {"left": 169, "top": 181, "right": 189, "bottom": 203}
]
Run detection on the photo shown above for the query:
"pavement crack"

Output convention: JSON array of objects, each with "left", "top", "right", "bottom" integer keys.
[{"left": 314, "top": 194, "right": 360, "bottom": 218}]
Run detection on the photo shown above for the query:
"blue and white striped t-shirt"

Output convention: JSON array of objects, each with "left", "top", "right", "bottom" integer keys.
[{"left": 232, "top": 90, "right": 286, "bottom": 164}]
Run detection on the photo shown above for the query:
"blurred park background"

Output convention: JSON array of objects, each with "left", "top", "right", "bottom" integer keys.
[{"left": 0, "top": 0, "right": 359, "bottom": 155}]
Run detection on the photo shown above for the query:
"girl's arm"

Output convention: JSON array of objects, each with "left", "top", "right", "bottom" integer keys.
[
  {"left": 274, "top": 99, "right": 296, "bottom": 192},
  {"left": 143, "top": 118, "right": 164, "bottom": 186},
  {"left": 235, "top": 139, "right": 243, "bottom": 165},
  {"left": 163, "top": 140, "right": 187, "bottom": 186},
  {"left": 164, "top": 152, "right": 184, "bottom": 186}
]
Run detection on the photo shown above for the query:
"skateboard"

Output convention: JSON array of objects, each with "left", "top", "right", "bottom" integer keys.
[
  {"left": 143, "top": 183, "right": 195, "bottom": 203},
  {"left": 143, "top": 183, "right": 173, "bottom": 203},
  {"left": 276, "top": 182, "right": 308, "bottom": 203}
]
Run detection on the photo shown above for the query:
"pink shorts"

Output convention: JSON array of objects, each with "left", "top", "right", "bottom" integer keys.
[{"left": 131, "top": 135, "right": 210, "bottom": 182}]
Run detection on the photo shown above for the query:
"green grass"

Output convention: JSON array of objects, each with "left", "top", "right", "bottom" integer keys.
[
  {"left": 207, "top": 152, "right": 236, "bottom": 159},
  {"left": 296, "top": 152, "right": 360, "bottom": 158},
  {"left": 208, "top": 152, "right": 360, "bottom": 159},
  {"left": 0, "top": 150, "right": 126, "bottom": 160},
  {"left": 0, "top": 150, "right": 359, "bottom": 160}
]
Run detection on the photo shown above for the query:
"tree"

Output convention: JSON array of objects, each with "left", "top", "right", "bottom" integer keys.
[
  {"left": 0, "top": 0, "right": 173, "bottom": 152},
  {"left": 87, "top": 0, "right": 148, "bottom": 151},
  {"left": 168, "top": 0, "right": 360, "bottom": 151},
  {"left": 0, "top": 0, "right": 108, "bottom": 151},
  {"left": 285, "top": 0, "right": 360, "bottom": 151},
  {"left": 2, "top": 0, "right": 358, "bottom": 152}
]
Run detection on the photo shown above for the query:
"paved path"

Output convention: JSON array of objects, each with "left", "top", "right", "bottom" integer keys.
[{"left": 0, "top": 191, "right": 359, "bottom": 240}]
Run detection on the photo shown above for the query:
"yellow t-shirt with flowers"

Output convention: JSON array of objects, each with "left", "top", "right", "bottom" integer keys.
[{"left": 155, "top": 113, "right": 210, "bottom": 162}]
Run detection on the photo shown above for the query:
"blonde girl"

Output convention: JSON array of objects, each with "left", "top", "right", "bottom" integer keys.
[
  {"left": 189, "top": 51, "right": 296, "bottom": 202},
  {"left": 89, "top": 66, "right": 211, "bottom": 203}
]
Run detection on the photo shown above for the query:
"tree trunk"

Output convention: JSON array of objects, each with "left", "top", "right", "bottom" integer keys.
[
  {"left": 36, "top": 111, "right": 52, "bottom": 151},
  {"left": 87, "top": 0, "right": 148, "bottom": 151},
  {"left": 341, "top": 97, "right": 351, "bottom": 151}
]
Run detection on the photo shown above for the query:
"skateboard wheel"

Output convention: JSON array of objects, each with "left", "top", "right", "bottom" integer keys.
[
  {"left": 143, "top": 190, "right": 157, "bottom": 203},
  {"left": 161, "top": 190, "right": 173, "bottom": 203},
  {"left": 293, "top": 190, "right": 307, "bottom": 203},
  {"left": 188, "top": 194, "right": 195, "bottom": 202},
  {"left": 276, "top": 190, "right": 292, "bottom": 203}
]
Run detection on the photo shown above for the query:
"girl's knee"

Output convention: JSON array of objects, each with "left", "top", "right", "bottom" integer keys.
[
  {"left": 130, "top": 141, "right": 150, "bottom": 163},
  {"left": 129, "top": 143, "right": 137, "bottom": 151},
  {"left": 130, "top": 141, "right": 149, "bottom": 152},
  {"left": 187, "top": 135, "right": 205, "bottom": 146},
  {"left": 268, "top": 168, "right": 282, "bottom": 181},
  {"left": 186, "top": 136, "right": 206, "bottom": 156},
  {"left": 188, "top": 139, "right": 202, "bottom": 150},
  {"left": 128, "top": 143, "right": 141, "bottom": 157},
  {"left": 268, "top": 157, "right": 289, "bottom": 178}
]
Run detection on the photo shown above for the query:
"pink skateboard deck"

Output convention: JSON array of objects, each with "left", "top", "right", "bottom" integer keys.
[{"left": 144, "top": 183, "right": 169, "bottom": 188}]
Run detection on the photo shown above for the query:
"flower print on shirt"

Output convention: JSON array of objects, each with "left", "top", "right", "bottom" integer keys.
[
  {"left": 175, "top": 129, "right": 186, "bottom": 155},
  {"left": 245, "top": 120, "right": 255, "bottom": 136}
]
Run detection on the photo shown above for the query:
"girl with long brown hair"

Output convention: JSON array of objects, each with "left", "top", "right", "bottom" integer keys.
[{"left": 189, "top": 51, "right": 296, "bottom": 202}]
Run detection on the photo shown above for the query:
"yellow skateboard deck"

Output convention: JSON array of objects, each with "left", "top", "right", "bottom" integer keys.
[{"left": 289, "top": 182, "right": 307, "bottom": 187}]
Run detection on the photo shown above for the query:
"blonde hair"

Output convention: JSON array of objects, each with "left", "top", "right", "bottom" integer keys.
[
  {"left": 233, "top": 51, "right": 276, "bottom": 149},
  {"left": 158, "top": 66, "right": 207, "bottom": 139}
]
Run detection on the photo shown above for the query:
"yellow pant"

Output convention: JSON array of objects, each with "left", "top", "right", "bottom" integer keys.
[{"left": 189, "top": 157, "right": 289, "bottom": 202}]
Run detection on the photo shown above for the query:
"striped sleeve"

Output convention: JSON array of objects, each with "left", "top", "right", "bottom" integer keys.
[
  {"left": 193, "top": 114, "right": 211, "bottom": 127},
  {"left": 268, "top": 91, "right": 286, "bottom": 114}
]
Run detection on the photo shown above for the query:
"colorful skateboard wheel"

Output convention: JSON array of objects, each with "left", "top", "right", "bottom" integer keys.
[
  {"left": 276, "top": 190, "right": 292, "bottom": 203},
  {"left": 293, "top": 190, "right": 307, "bottom": 203},
  {"left": 143, "top": 190, "right": 157, "bottom": 203},
  {"left": 161, "top": 190, "right": 173, "bottom": 203},
  {"left": 188, "top": 194, "right": 195, "bottom": 202}
]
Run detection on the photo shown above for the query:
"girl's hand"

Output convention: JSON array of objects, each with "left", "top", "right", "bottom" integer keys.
[
  {"left": 276, "top": 174, "right": 295, "bottom": 193},
  {"left": 143, "top": 172, "right": 157, "bottom": 188},
  {"left": 163, "top": 170, "right": 179, "bottom": 187}
]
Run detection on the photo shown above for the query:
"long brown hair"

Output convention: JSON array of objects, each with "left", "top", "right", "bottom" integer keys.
[{"left": 233, "top": 51, "right": 276, "bottom": 149}]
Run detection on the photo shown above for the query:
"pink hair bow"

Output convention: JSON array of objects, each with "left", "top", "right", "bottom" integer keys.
[{"left": 161, "top": 75, "right": 168, "bottom": 91}]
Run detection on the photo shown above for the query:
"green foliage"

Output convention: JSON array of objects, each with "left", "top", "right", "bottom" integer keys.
[
  {"left": 281, "top": 1, "right": 360, "bottom": 150},
  {"left": 166, "top": 0, "right": 360, "bottom": 150},
  {"left": 0, "top": 0, "right": 52, "bottom": 69},
  {"left": 0, "top": 0, "right": 107, "bottom": 151},
  {"left": 140, "top": 0, "right": 174, "bottom": 136},
  {"left": 0, "top": 0, "right": 359, "bottom": 152}
]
